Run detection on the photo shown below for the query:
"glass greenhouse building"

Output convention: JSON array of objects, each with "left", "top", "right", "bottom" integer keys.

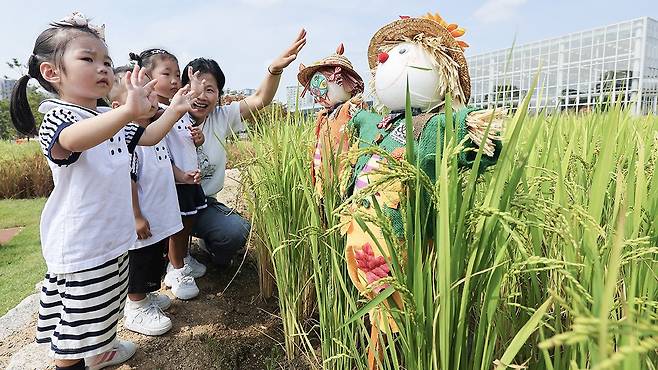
[{"left": 468, "top": 17, "right": 658, "bottom": 114}]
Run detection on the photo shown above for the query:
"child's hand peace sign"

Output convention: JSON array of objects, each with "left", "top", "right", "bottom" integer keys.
[
  {"left": 123, "top": 65, "right": 158, "bottom": 119},
  {"left": 170, "top": 67, "right": 207, "bottom": 115},
  {"left": 187, "top": 67, "right": 207, "bottom": 98}
]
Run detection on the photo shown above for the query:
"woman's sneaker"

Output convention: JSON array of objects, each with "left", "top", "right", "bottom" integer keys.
[
  {"left": 164, "top": 264, "right": 199, "bottom": 300},
  {"left": 124, "top": 300, "right": 172, "bottom": 336},
  {"left": 147, "top": 292, "right": 172, "bottom": 310},
  {"left": 85, "top": 339, "right": 136, "bottom": 370}
]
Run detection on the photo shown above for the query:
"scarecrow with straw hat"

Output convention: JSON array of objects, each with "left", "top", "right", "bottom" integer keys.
[
  {"left": 297, "top": 43, "right": 366, "bottom": 198},
  {"left": 338, "top": 12, "right": 506, "bottom": 369}
]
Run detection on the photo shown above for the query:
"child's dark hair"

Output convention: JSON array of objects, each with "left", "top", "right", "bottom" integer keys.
[
  {"left": 128, "top": 48, "right": 178, "bottom": 71},
  {"left": 182, "top": 58, "right": 226, "bottom": 96},
  {"left": 107, "top": 65, "right": 134, "bottom": 102},
  {"left": 10, "top": 23, "right": 103, "bottom": 135},
  {"left": 113, "top": 65, "right": 134, "bottom": 80}
]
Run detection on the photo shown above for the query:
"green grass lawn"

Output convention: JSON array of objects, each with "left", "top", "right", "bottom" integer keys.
[
  {"left": 0, "top": 198, "right": 46, "bottom": 315},
  {"left": 0, "top": 139, "right": 41, "bottom": 160}
]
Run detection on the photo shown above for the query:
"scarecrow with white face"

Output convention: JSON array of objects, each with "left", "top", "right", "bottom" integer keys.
[
  {"left": 340, "top": 13, "right": 505, "bottom": 368},
  {"left": 297, "top": 43, "right": 366, "bottom": 198}
]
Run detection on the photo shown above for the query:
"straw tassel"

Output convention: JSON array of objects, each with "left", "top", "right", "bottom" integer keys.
[{"left": 465, "top": 109, "right": 506, "bottom": 157}]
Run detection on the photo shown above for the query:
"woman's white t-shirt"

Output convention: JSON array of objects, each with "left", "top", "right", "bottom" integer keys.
[
  {"left": 196, "top": 102, "right": 244, "bottom": 196},
  {"left": 130, "top": 138, "right": 183, "bottom": 249},
  {"left": 38, "top": 99, "right": 142, "bottom": 274}
]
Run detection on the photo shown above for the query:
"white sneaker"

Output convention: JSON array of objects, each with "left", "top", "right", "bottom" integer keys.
[
  {"left": 184, "top": 254, "right": 207, "bottom": 278},
  {"left": 167, "top": 255, "right": 206, "bottom": 278},
  {"left": 164, "top": 265, "right": 199, "bottom": 300},
  {"left": 85, "top": 339, "right": 136, "bottom": 370},
  {"left": 147, "top": 292, "right": 172, "bottom": 310},
  {"left": 124, "top": 300, "right": 172, "bottom": 336}
]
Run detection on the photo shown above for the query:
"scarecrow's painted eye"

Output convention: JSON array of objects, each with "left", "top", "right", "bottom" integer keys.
[
  {"left": 398, "top": 47, "right": 408, "bottom": 55},
  {"left": 310, "top": 72, "right": 329, "bottom": 98}
]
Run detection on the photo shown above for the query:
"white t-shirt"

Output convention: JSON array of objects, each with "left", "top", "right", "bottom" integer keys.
[
  {"left": 197, "top": 102, "right": 244, "bottom": 196},
  {"left": 38, "top": 99, "right": 142, "bottom": 274},
  {"left": 164, "top": 109, "right": 199, "bottom": 181},
  {"left": 130, "top": 138, "right": 183, "bottom": 249}
]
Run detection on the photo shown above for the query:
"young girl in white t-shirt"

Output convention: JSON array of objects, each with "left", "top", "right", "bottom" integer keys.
[
  {"left": 129, "top": 49, "right": 207, "bottom": 300},
  {"left": 10, "top": 13, "right": 191, "bottom": 370}
]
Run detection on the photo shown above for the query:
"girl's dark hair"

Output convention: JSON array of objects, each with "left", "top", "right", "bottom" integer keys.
[
  {"left": 10, "top": 24, "right": 103, "bottom": 135},
  {"left": 113, "top": 65, "right": 134, "bottom": 79},
  {"left": 107, "top": 65, "right": 135, "bottom": 102},
  {"left": 182, "top": 58, "right": 226, "bottom": 96},
  {"left": 128, "top": 48, "right": 178, "bottom": 71}
]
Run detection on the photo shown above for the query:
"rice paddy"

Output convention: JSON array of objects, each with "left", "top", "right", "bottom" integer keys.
[{"left": 244, "top": 95, "right": 658, "bottom": 369}]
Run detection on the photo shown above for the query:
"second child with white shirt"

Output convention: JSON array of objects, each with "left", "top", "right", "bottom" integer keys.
[{"left": 129, "top": 49, "right": 207, "bottom": 300}]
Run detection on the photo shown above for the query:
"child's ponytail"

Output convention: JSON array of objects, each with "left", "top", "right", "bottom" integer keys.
[
  {"left": 10, "top": 73, "right": 37, "bottom": 136},
  {"left": 128, "top": 52, "right": 143, "bottom": 67}
]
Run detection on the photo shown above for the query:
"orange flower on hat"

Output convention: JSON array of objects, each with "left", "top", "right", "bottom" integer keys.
[{"left": 422, "top": 12, "right": 470, "bottom": 50}]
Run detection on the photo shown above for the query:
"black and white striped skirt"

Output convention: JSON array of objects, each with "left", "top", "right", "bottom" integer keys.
[{"left": 36, "top": 253, "right": 129, "bottom": 359}]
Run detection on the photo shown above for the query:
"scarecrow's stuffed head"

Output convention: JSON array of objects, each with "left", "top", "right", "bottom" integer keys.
[
  {"left": 298, "top": 43, "right": 364, "bottom": 108},
  {"left": 368, "top": 13, "right": 471, "bottom": 112}
]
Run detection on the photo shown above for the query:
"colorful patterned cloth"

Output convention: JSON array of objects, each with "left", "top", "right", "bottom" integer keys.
[{"left": 311, "top": 97, "right": 366, "bottom": 198}]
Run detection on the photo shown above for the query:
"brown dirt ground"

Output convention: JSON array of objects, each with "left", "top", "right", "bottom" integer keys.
[{"left": 115, "top": 246, "right": 303, "bottom": 370}]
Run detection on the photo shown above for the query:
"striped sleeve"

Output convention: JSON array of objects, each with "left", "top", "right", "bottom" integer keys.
[
  {"left": 129, "top": 151, "right": 139, "bottom": 182},
  {"left": 123, "top": 123, "right": 145, "bottom": 154},
  {"left": 39, "top": 108, "right": 83, "bottom": 166}
]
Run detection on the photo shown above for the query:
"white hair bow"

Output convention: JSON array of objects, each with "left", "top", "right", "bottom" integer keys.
[{"left": 53, "top": 11, "right": 105, "bottom": 40}]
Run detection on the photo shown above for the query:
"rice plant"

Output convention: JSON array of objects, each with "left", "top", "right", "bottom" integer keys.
[{"left": 245, "top": 108, "right": 318, "bottom": 361}]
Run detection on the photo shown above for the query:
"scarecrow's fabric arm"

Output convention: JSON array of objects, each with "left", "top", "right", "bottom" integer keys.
[{"left": 417, "top": 108, "right": 505, "bottom": 180}]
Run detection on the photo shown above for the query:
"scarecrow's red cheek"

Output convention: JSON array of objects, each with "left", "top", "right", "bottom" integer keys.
[{"left": 378, "top": 52, "right": 389, "bottom": 64}]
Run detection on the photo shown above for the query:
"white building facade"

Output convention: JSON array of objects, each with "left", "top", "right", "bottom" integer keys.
[
  {"left": 0, "top": 79, "right": 16, "bottom": 101},
  {"left": 468, "top": 17, "right": 658, "bottom": 114},
  {"left": 285, "top": 85, "right": 322, "bottom": 113}
]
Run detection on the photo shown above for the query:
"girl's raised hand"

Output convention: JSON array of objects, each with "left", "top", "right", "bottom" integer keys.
[
  {"left": 169, "top": 71, "right": 207, "bottom": 115},
  {"left": 123, "top": 65, "right": 158, "bottom": 119},
  {"left": 187, "top": 67, "right": 206, "bottom": 97}
]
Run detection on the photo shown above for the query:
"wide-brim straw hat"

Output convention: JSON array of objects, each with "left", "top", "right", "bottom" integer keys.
[
  {"left": 368, "top": 17, "right": 471, "bottom": 102},
  {"left": 297, "top": 54, "right": 363, "bottom": 89}
]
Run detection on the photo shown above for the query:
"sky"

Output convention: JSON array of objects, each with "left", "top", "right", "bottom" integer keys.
[{"left": 0, "top": 0, "right": 656, "bottom": 101}]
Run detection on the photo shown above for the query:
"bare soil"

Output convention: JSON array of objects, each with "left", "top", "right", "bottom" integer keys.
[{"left": 0, "top": 227, "right": 22, "bottom": 245}]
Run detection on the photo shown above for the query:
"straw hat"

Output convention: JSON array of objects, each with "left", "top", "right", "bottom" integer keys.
[
  {"left": 368, "top": 14, "right": 471, "bottom": 102},
  {"left": 297, "top": 43, "right": 363, "bottom": 90}
]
